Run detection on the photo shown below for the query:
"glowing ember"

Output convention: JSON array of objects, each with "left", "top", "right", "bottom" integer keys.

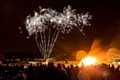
[{"left": 78, "top": 56, "right": 96, "bottom": 66}]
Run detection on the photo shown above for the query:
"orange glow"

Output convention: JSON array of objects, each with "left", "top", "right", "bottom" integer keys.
[{"left": 78, "top": 56, "right": 96, "bottom": 66}]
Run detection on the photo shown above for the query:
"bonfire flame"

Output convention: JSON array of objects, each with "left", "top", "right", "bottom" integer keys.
[{"left": 78, "top": 56, "right": 96, "bottom": 66}]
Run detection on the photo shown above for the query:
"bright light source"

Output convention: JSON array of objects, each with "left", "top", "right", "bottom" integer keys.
[
  {"left": 112, "top": 62, "right": 117, "bottom": 64},
  {"left": 118, "top": 62, "right": 120, "bottom": 64},
  {"left": 78, "top": 56, "right": 96, "bottom": 66}
]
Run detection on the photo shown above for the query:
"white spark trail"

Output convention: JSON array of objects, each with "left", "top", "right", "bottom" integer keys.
[{"left": 47, "top": 29, "right": 51, "bottom": 56}]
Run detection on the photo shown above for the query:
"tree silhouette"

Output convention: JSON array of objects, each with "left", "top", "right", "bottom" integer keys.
[
  {"left": 106, "top": 48, "right": 120, "bottom": 63},
  {"left": 76, "top": 50, "right": 87, "bottom": 61}
]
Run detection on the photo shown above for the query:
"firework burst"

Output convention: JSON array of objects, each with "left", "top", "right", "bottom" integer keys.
[{"left": 25, "top": 5, "right": 92, "bottom": 59}]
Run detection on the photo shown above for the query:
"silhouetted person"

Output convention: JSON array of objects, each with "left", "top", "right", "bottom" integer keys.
[
  {"left": 77, "top": 63, "right": 90, "bottom": 80},
  {"left": 44, "top": 62, "right": 59, "bottom": 80},
  {"left": 69, "top": 65, "right": 77, "bottom": 80},
  {"left": 56, "top": 63, "right": 69, "bottom": 80},
  {"left": 32, "top": 63, "right": 43, "bottom": 80}
]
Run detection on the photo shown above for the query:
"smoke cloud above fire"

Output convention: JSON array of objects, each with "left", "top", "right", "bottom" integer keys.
[{"left": 77, "top": 32, "right": 120, "bottom": 62}]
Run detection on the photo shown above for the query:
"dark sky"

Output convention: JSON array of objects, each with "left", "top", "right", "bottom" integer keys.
[{"left": 1, "top": 0, "right": 120, "bottom": 58}]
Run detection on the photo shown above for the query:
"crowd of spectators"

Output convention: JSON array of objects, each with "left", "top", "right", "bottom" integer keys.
[{"left": 0, "top": 62, "right": 120, "bottom": 80}]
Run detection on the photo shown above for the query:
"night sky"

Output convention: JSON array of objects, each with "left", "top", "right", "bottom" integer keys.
[{"left": 1, "top": 0, "right": 120, "bottom": 59}]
